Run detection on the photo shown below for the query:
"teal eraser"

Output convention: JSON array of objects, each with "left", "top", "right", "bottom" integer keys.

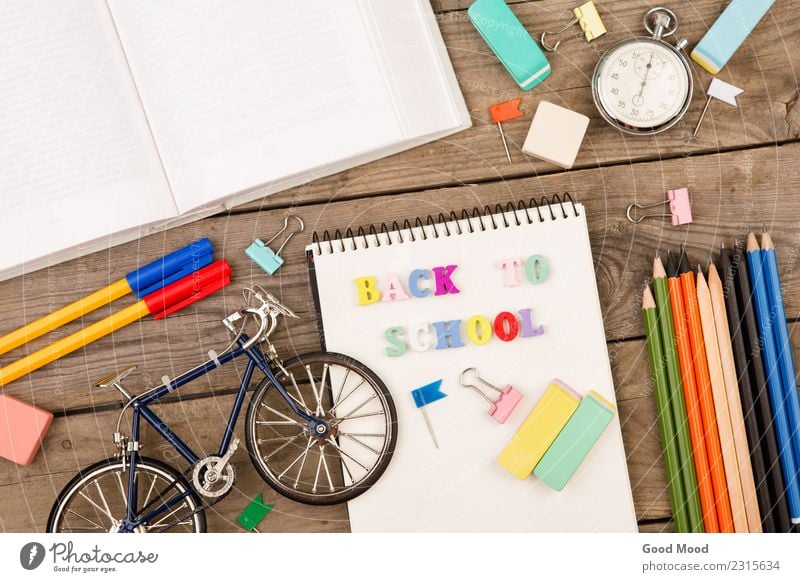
[
  {"left": 468, "top": 0, "right": 551, "bottom": 91},
  {"left": 691, "top": 0, "right": 775, "bottom": 75},
  {"left": 533, "top": 390, "right": 615, "bottom": 491}
]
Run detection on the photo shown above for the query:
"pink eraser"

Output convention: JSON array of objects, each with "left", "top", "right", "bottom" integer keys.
[
  {"left": 0, "top": 394, "right": 53, "bottom": 465},
  {"left": 667, "top": 188, "right": 692, "bottom": 226},
  {"left": 487, "top": 385, "right": 524, "bottom": 423}
]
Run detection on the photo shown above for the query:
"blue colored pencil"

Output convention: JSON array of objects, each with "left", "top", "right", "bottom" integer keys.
[
  {"left": 761, "top": 233, "right": 800, "bottom": 485},
  {"left": 746, "top": 233, "right": 800, "bottom": 523}
]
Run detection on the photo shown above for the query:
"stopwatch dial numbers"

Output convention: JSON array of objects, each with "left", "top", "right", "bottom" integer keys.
[{"left": 597, "top": 41, "right": 689, "bottom": 130}]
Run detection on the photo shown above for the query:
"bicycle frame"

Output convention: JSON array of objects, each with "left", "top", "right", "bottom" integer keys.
[{"left": 119, "top": 333, "right": 319, "bottom": 532}]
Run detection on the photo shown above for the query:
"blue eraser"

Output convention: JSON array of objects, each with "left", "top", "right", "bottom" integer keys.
[
  {"left": 468, "top": 0, "right": 551, "bottom": 91},
  {"left": 691, "top": 0, "right": 775, "bottom": 75}
]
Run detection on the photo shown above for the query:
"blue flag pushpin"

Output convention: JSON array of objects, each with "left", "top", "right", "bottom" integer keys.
[{"left": 411, "top": 379, "right": 447, "bottom": 449}]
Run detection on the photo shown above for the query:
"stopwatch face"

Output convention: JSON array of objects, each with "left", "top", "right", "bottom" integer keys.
[{"left": 593, "top": 38, "right": 692, "bottom": 134}]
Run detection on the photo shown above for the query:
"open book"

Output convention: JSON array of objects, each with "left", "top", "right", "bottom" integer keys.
[{"left": 0, "top": 0, "right": 470, "bottom": 281}]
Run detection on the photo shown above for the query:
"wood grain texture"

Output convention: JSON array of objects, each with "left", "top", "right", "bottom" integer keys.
[
  {"left": 4, "top": 144, "right": 800, "bottom": 412},
  {"left": 234, "top": 0, "right": 800, "bottom": 211}
]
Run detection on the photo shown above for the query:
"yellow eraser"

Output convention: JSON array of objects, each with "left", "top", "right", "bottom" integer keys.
[{"left": 498, "top": 380, "right": 581, "bottom": 479}]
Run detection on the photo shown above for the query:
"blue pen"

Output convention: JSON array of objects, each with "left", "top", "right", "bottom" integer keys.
[
  {"left": 746, "top": 233, "right": 800, "bottom": 523},
  {"left": 0, "top": 238, "right": 214, "bottom": 357},
  {"left": 760, "top": 233, "right": 800, "bottom": 483}
]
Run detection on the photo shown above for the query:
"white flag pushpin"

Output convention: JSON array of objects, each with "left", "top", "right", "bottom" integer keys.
[{"left": 694, "top": 78, "right": 744, "bottom": 137}]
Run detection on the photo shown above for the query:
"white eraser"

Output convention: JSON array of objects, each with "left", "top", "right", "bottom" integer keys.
[{"left": 522, "top": 101, "right": 589, "bottom": 169}]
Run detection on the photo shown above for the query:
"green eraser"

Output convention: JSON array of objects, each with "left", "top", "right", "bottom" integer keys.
[
  {"left": 237, "top": 493, "right": 273, "bottom": 531},
  {"left": 468, "top": 0, "right": 551, "bottom": 91},
  {"left": 533, "top": 390, "right": 615, "bottom": 491}
]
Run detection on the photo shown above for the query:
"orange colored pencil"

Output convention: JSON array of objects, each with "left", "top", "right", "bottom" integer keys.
[
  {"left": 667, "top": 250, "right": 718, "bottom": 532},
  {"left": 678, "top": 249, "right": 734, "bottom": 532}
]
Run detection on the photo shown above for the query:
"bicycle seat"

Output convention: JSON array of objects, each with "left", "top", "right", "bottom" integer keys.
[{"left": 95, "top": 365, "right": 137, "bottom": 389}]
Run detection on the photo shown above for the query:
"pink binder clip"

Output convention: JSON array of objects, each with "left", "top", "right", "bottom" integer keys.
[
  {"left": 626, "top": 188, "right": 693, "bottom": 227},
  {"left": 667, "top": 188, "right": 692, "bottom": 226},
  {"left": 459, "top": 367, "right": 523, "bottom": 423}
]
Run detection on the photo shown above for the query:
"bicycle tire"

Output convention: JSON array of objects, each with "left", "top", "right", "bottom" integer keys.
[
  {"left": 47, "top": 456, "right": 206, "bottom": 533},
  {"left": 245, "top": 351, "right": 397, "bottom": 505}
]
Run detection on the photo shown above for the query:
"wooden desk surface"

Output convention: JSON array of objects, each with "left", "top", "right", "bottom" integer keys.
[{"left": 2, "top": 0, "right": 798, "bottom": 533}]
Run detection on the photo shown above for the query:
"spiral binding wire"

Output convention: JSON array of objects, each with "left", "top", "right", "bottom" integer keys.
[{"left": 311, "top": 193, "right": 579, "bottom": 255}]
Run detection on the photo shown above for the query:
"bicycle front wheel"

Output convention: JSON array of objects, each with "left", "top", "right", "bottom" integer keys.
[
  {"left": 47, "top": 457, "right": 206, "bottom": 533},
  {"left": 245, "top": 351, "right": 397, "bottom": 505}
]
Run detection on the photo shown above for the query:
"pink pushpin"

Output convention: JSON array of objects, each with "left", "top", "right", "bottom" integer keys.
[
  {"left": 460, "top": 368, "right": 523, "bottom": 424},
  {"left": 667, "top": 188, "right": 693, "bottom": 226}
]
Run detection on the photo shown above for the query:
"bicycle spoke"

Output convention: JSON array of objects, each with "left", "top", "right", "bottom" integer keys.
[
  {"left": 305, "top": 365, "right": 323, "bottom": 416},
  {"left": 258, "top": 435, "right": 303, "bottom": 445},
  {"left": 259, "top": 404, "right": 304, "bottom": 427},
  {"left": 94, "top": 481, "right": 115, "bottom": 521},
  {"left": 318, "top": 364, "right": 330, "bottom": 415},
  {"left": 78, "top": 490, "right": 112, "bottom": 522},
  {"left": 294, "top": 438, "right": 313, "bottom": 487},
  {"left": 327, "top": 439, "right": 355, "bottom": 484},
  {"left": 279, "top": 437, "right": 315, "bottom": 481},
  {"left": 338, "top": 432, "right": 386, "bottom": 438},
  {"left": 264, "top": 433, "right": 303, "bottom": 460},
  {"left": 114, "top": 471, "right": 127, "bottom": 506},
  {"left": 320, "top": 447, "right": 336, "bottom": 492},
  {"left": 142, "top": 473, "right": 158, "bottom": 509},
  {"left": 286, "top": 372, "right": 309, "bottom": 411},
  {"left": 65, "top": 508, "right": 104, "bottom": 530},
  {"left": 335, "top": 410, "right": 386, "bottom": 422},
  {"left": 337, "top": 393, "right": 377, "bottom": 421},
  {"left": 313, "top": 447, "right": 324, "bottom": 493},
  {"left": 341, "top": 433, "right": 380, "bottom": 455},
  {"left": 285, "top": 390, "right": 313, "bottom": 416},
  {"left": 149, "top": 502, "right": 188, "bottom": 528},
  {"left": 334, "top": 368, "right": 350, "bottom": 405},
  {"left": 328, "top": 380, "right": 365, "bottom": 414}
]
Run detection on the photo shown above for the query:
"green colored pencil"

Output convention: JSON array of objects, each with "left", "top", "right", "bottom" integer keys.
[
  {"left": 653, "top": 257, "right": 704, "bottom": 533},
  {"left": 643, "top": 284, "right": 689, "bottom": 532}
]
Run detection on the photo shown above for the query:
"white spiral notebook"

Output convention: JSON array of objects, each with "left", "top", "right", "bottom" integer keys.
[{"left": 305, "top": 197, "right": 637, "bottom": 532}]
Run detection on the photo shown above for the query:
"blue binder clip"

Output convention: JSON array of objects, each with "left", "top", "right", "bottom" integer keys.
[{"left": 246, "top": 216, "right": 304, "bottom": 275}]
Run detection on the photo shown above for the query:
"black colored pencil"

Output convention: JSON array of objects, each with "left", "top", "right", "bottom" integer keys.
[
  {"left": 720, "top": 245, "right": 774, "bottom": 532},
  {"left": 733, "top": 240, "right": 793, "bottom": 532}
]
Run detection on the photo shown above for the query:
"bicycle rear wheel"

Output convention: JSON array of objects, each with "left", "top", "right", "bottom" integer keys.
[
  {"left": 47, "top": 457, "right": 206, "bottom": 533},
  {"left": 245, "top": 351, "right": 397, "bottom": 505}
]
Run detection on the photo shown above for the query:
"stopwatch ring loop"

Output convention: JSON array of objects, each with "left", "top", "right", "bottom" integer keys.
[{"left": 643, "top": 7, "right": 678, "bottom": 38}]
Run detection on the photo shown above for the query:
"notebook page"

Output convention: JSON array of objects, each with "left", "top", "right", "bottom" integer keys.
[
  {"left": 306, "top": 205, "right": 637, "bottom": 531},
  {"left": 107, "top": 0, "right": 406, "bottom": 212},
  {"left": 0, "top": 1, "right": 176, "bottom": 279}
]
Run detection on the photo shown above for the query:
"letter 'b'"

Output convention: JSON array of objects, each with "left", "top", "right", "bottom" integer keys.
[{"left": 355, "top": 276, "right": 381, "bottom": 305}]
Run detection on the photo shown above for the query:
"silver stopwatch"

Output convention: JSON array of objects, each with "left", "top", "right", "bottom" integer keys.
[{"left": 592, "top": 7, "right": 693, "bottom": 135}]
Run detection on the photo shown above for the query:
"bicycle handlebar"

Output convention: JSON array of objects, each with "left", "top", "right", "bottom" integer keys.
[{"left": 223, "top": 286, "right": 298, "bottom": 349}]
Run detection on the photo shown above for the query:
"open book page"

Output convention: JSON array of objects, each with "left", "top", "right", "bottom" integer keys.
[
  {"left": 107, "top": 0, "right": 407, "bottom": 213},
  {"left": 0, "top": 1, "right": 176, "bottom": 279}
]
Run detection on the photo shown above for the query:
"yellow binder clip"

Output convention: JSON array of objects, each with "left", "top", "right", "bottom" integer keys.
[{"left": 540, "top": 1, "right": 606, "bottom": 52}]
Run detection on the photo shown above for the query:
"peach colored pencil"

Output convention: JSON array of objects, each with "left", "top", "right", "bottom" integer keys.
[{"left": 708, "top": 263, "right": 762, "bottom": 532}]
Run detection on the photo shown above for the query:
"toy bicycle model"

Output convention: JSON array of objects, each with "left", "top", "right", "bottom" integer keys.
[{"left": 47, "top": 286, "right": 398, "bottom": 532}]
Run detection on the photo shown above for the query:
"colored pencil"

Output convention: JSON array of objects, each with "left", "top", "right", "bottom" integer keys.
[
  {"left": 679, "top": 250, "right": 734, "bottom": 532},
  {"left": 734, "top": 240, "right": 792, "bottom": 532},
  {"left": 653, "top": 257, "right": 704, "bottom": 532},
  {"left": 708, "top": 261, "right": 762, "bottom": 532},
  {"left": 722, "top": 245, "right": 779, "bottom": 531},
  {"left": 643, "top": 284, "right": 689, "bottom": 532},
  {"left": 761, "top": 232, "right": 800, "bottom": 494},
  {"left": 697, "top": 267, "right": 749, "bottom": 532},
  {"left": 667, "top": 250, "right": 718, "bottom": 531},
  {"left": 746, "top": 233, "right": 800, "bottom": 523}
]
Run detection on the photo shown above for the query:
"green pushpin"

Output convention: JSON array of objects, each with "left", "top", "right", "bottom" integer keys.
[{"left": 237, "top": 494, "right": 273, "bottom": 532}]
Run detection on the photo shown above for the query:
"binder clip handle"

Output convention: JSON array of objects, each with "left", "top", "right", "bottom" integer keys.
[
  {"left": 459, "top": 367, "right": 502, "bottom": 404},
  {"left": 264, "top": 215, "right": 305, "bottom": 256},
  {"left": 541, "top": 1, "right": 606, "bottom": 52},
  {"left": 626, "top": 188, "right": 692, "bottom": 226}
]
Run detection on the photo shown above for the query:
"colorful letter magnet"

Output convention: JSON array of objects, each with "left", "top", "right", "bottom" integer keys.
[
  {"left": 460, "top": 367, "right": 523, "bottom": 423},
  {"left": 0, "top": 393, "right": 53, "bottom": 465},
  {"left": 691, "top": 0, "right": 775, "bottom": 75},
  {"left": 534, "top": 390, "right": 616, "bottom": 491},
  {"left": 246, "top": 239, "right": 284, "bottom": 275},
  {"left": 468, "top": 0, "right": 551, "bottom": 91},
  {"left": 498, "top": 380, "right": 580, "bottom": 479}
]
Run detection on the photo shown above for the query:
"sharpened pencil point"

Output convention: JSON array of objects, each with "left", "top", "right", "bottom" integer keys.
[
  {"left": 746, "top": 232, "right": 760, "bottom": 253},
  {"left": 761, "top": 231, "right": 774, "bottom": 250},
  {"left": 678, "top": 246, "right": 690, "bottom": 276},
  {"left": 643, "top": 285, "right": 655, "bottom": 309},
  {"left": 653, "top": 256, "right": 667, "bottom": 278},
  {"left": 667, "top": 249, "right": 678, "bottom": 278}
]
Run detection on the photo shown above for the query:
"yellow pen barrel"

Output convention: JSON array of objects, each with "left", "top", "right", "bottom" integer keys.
[
  {"left": 0, "top": 301, "right": 150, "bottom": 387},
  {"left": 0, "top": 278, "right": 131, "bottom": 357}
]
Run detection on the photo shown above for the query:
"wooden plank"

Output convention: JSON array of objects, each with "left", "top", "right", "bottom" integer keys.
[
  {"left": 3, "top": 144, "right": 800, "bottom": 412},
  {"left": 235, "top": 0, "right": 800, "bottom": 210},
  {"left": 0, "top": 383, "right": 669, "bottom": 532}
]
